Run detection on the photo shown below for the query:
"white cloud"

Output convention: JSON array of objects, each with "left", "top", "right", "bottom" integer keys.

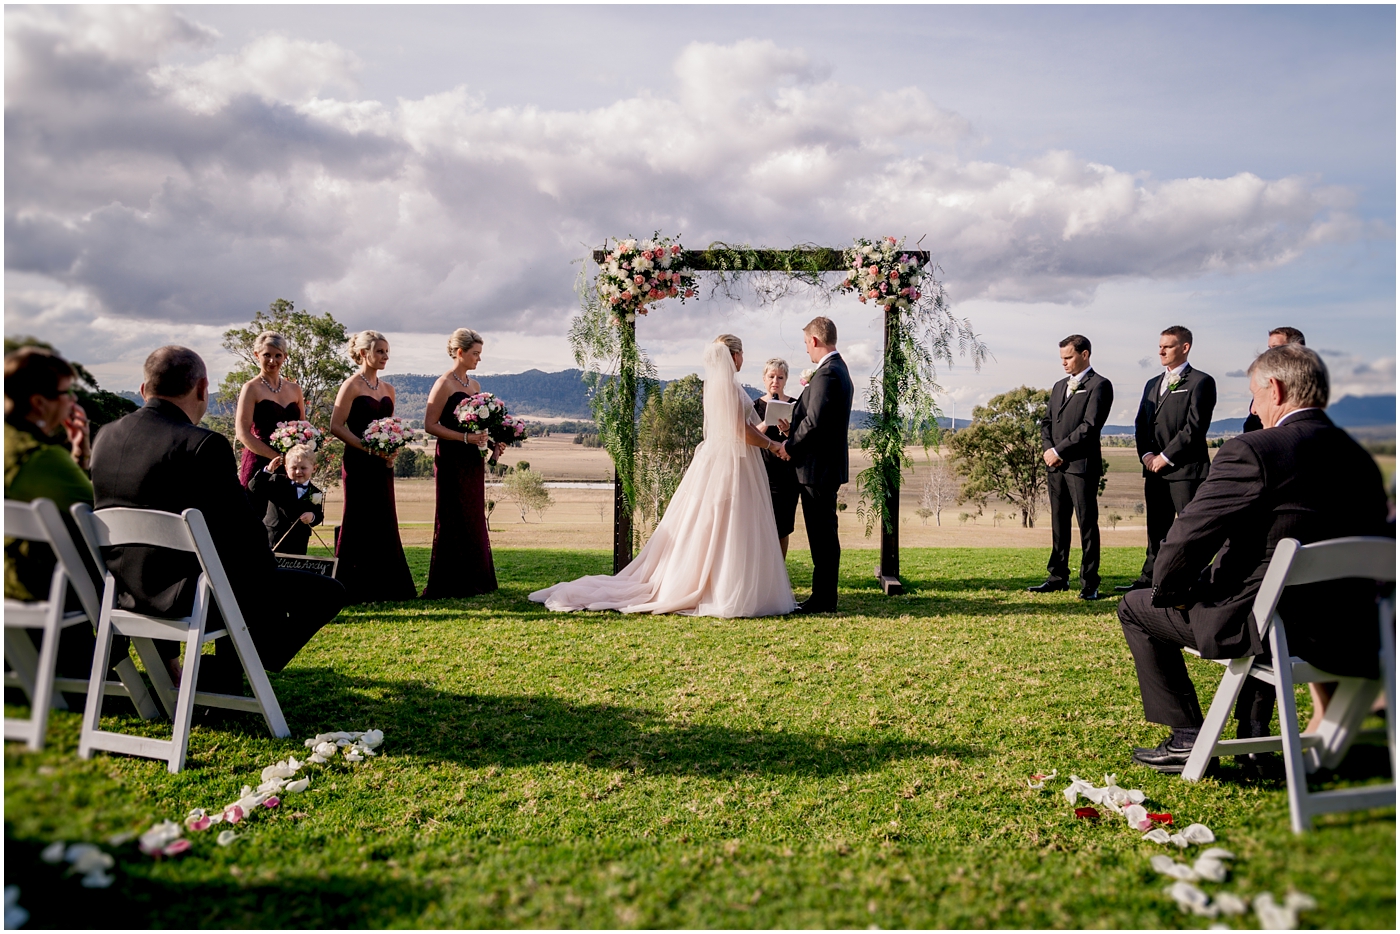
[{"left": 3, "top": 6, "right": 1378, "bottom": 389}]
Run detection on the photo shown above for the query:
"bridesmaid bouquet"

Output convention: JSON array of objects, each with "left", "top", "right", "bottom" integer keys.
[
  {"left": 268, "top": 420, "right": 323, "bottom": 453},
  {"left": 492, "top": 414, "right": 529, "bottom": 447},
  {"left": 454, "top": 392, "right": 506, "bottom": 458},
  {"left": 361, "top": 416, "right": 413, "bottom": 456}
]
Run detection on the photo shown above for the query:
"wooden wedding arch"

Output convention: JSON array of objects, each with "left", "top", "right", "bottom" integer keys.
[{"left": 587, "top": 245, "right": 936, "bottom": 597}]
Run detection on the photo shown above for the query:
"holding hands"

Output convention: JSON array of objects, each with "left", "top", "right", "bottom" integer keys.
[{"left": 1142, "top": 453, "right": 1170, "bottom": 473}]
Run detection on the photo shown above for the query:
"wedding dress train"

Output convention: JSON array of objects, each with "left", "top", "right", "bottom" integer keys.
[{"left": 530, "top": 342, "right": 796, "bottom": 618}]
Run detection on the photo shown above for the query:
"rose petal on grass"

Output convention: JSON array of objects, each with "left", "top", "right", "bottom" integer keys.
[
  {"left": 1193, "top": 857, "right": 1229, "bottom": 883},
  {"left": 1150, "top": 855, "right": 1199, "bottom": 881},
  {"left": 40, "top": 841, "right": 66, "bottom": 863},
  {"left": 105, "top": 830, "right": 137, "bottom": 847},
  {"left": 257, "top": 777, "right": 287, "bottom": 795},
  {"left": 360, "top": 729, "right": 384, "bottom": 748},
  {"left": 1142, "top": 828, "right": 1172, "bottom": 845},
  {"left": 216, "top": 830, "right": 239, "bottom": 847},
  {"left": 1123, "top": 804, "right": 1153, "bottom": 831},
  {"left": 308, "top": 753, "right": 329, "bottom": 764},
  {"left": 80, "top": 870, "right": 114, "bottom": 889},
  {"left": 1181, "top": 823, "right": 1216, "bottom": 844},
  {"left": 1165, "top": 881, "right": 1217, "bottom": 917},
  {"left": 160, "top": 839, "right": 191, "bottom": 857},
  {"left": 1199, "top": 847, "right": 1234, "bottom": 861},
  {"left": 65, "top": 845, "right": 114, "bottom": 874},
  {"left": 284, "top": 777, "right": 310, "bottom": 794},
  {"left": 138, "top": 820, "right": 182, "bottom": 856},
  {"left": 1254, "top": 893, "right": 1298, "bottom": 929},
  {"left": 1214, "top": 893, "right": 1249, "bottom": 916},
  {"left": 313, "top": 742, "right": 337, "bottom": 758},
  {"left": 1167, "top": 832, "right": 1191, "bottom": 848},
  {"left": 1146, "top": 812, "right": 1173, "bottom": 825},
  {"left": 1074, "top": 807, "right": 1100, "bottom": 819},
  {"left": 1283, "top": 893, "right": 1317, "bottom": 911},
  {"left": 222, "top": 806, "right": 245, "bottom": 825},
  {"left": 262, "top": 797, "right": 280, "bottom": 809}
]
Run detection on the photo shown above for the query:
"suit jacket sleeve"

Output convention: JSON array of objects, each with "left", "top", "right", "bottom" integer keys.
[
  {"left": 1134, "top": 380, "right": 1157, "bottom": 459},
  {"left": 191, "top": 431, "right": 277, "bottom": 579},
  {"left": 1040, "top": 383, "right": 1059, "bottom": 451},
  {"left": 1151, "top": 438, "right": 1263, "bottom": 607},
  {"left": 1160, "top": 375, "right": 1216, "bottom": 464},
  {"left": 1053, "top": 378, "right": 1113, "bottom": 461},
  {"left": 785, "top": 368, "right": 830, "bottom": 463}
]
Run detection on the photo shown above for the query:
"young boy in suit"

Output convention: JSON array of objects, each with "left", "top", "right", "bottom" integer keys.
[{"left": 249, "top": 444, "right": 325, "bottom": 554}]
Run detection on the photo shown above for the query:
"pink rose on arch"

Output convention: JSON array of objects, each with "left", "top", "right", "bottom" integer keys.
[
  {"left": 868, "top": 265, "right": 880, "bottom": 276},
  {"left": 668, "top": 286, "right": 678, "bottom": 297},
  {"left": 634, "top": 275, "right": 645, "bottom": 286},
  {"left": 683, "top": 288, "right": 694, "bottom": 298}
]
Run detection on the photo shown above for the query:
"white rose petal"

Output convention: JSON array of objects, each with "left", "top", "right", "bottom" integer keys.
[{"left": 40, "top": 841, "right": 66, "bottom": 863}]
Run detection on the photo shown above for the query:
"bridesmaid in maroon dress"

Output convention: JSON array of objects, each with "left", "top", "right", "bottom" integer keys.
[
  {"left": 421, "top": 328, "right": 504, "bottom": 598},
  {"left": 328, "top": 330, "right": 416, "bottom": 603},
  {"left": 234, "top": 332, "right": 306, "bottom": 501}
]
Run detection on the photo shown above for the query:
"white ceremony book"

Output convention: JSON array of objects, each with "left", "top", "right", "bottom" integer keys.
[{"left": 762, "top": 398, "right": 795, "bottom": 426}]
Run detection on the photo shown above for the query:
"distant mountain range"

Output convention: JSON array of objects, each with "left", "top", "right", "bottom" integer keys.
[{"left": 127, "top": 375, "right": 1395, "bottom": 434}]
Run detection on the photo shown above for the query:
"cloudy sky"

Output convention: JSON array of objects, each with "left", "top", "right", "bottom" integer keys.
[{"left": 5, "top": 4, "right": 1394, "bottom": 422}]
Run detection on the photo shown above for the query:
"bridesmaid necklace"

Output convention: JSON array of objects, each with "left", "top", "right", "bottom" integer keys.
[
  {"left": 449, "top": 369, "right": 472, "bottom": 389},
  {"left": 359, "top": 372, "right": 380, "bottom": 392},
  {"left": 260, "top": 374, "right": 283, "bottom": 394}
]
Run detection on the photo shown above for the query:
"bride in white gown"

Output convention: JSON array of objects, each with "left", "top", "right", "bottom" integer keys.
[{"left": 530, "top": 335, "right": 796, "bottom": 618}]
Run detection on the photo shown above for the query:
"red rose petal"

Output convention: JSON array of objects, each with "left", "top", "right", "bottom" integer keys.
[
  {"left": 1074, "top": 807, "right": 1100, "bottom": 819},
  {"left": 1147, "top": 812, "right": 1173, "bottom": 825}
]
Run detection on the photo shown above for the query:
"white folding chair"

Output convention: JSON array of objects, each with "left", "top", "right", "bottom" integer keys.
[
  {"left": 1182, "top": 536, "right": 1395, "bottom": 833},
  {"left": 70, "top": 505, "right": 289, "bottom": 773},
  {"left": 4, "top": 499, "right": 159, "bottom": 749}
]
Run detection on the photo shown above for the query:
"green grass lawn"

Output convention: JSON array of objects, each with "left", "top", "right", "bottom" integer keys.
[{"left": 5, "top": 547, "right": 1394, "bottom": 928}]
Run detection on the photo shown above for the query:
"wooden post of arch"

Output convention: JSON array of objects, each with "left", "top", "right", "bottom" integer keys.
[{"left": 591, "top": 247, "right": 927, "bottom": 592}]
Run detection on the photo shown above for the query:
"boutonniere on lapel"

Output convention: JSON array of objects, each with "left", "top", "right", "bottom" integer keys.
[
  {"left": 1165, "top": 373, "right": 1183, "bottom": 392},
  {"left": 799, "top": 368, "right": 817, "bottom": 387},
  {"left": 1065, "top": 373, "right": 1086, "bottom": 397},
  {"left": 309, "top": 491, "right": 324, "bottom": 505}
]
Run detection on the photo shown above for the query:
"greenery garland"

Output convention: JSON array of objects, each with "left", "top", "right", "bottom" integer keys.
[
  {"left": 570, "top": 235, "right": 987, "bottom": 551},
  {"left": 835, "top": 237, "right": 988, "bottom": 537}
]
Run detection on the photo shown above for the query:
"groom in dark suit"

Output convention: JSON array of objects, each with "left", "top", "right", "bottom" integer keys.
[
  {"left": 1120, "top": 325, "right": 1216, "bottom": 591},
  {"left": 781, "top": 316, "right": 854, "bottom": 613},
  {"left": 1030, "top": 335, "right": 1113, "bottom": 599}
]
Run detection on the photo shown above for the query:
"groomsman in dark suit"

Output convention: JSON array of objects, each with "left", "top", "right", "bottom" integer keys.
[
  {"left": 781, "top": 316, "right": 854, "bottom": 613},
  {"left": 1120, "top": 326, "right": 1216, "bottom": 592},
  {"left": 1030, "top": 335, "right": 1113, "bottom": 599},
  {"left": 1118, "top": 343, "right": 1390, "bottom": 771},
  {"left": 1242, "top": 327, "right": 1305, "bottom": 433},
  {"left": 90, "top": 346, "right": 345, "bottom": 692}
]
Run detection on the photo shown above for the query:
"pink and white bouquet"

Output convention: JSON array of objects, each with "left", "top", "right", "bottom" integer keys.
[
  {"left": 360, "top": 416, "right": 413, "bottom": 456},
  {"left": 268, "top": 419, "right": 323, "bottom": 454},
  {"left": 454, "top": 392, "right": 506, "bottom": 458},
  {"left": 595, "top": 234, "right": 697, "bottom": 324},
  {"left": 493, "top": 413, "right": 529, "bottom": 447},
  {"left": 836, "top": 236, "right": 928, "bottom": 310}
]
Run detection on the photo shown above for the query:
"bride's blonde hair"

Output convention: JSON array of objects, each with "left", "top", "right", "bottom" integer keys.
[{"left": 714, "top": 334, "right": 742, "bottom": 355}]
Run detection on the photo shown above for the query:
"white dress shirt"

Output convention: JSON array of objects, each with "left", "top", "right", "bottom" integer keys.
[{"left": 1274, "top": 407, "right": 1321, "bottom": 427}]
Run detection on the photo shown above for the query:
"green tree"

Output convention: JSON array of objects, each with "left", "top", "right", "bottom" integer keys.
[
  {"left": 3, "top": 335, "right": 138, "bottom": 435},
  {"left": 947, "top": 386, "right": 1050, "bottom": 528},
  {"left": 634, "top": 374, "right": 705, "bottom": 540},
  {"left": 218, "top": 299, "right": 354, "bottom": 488},
  {"left": 503, "top": 467, "right": 554, "bottom": 522},
  {"left": 219, "top": 299, "right": 353, "bottom": 422},
  {"left": 393, "top": 448, "right": 434, "bottom": 478}
]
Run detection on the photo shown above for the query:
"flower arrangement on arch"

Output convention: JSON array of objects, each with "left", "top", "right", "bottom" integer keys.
[
  {"left": 836, "top": 236, "right": 928, "bottom": 310},
  {"left": 268, "top": 419, "right": 323, "bottom": 454},
  {"left": 360, "top": 416, "right": 413, "bottom": 456},
  {"left": 596, "top": 234, "right": 698, "bottom": 324}
]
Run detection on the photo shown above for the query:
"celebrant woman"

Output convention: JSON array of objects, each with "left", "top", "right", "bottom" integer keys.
[
  {"left": 421, "top": 328, "right": 504, "bottom": 598},
  {"left": 753, "top": 357, "right": 800, "bottom": 558},
  {"left": 235, "top": 331, "right": 306, "bottom": 488},
  {"left": 329, "top": 330, "right": 415, "bottom": 603}
]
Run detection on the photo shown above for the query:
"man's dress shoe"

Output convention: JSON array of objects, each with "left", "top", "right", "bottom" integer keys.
[
  {"left": 1115, "top": 581, "right": 1151, "bottom": 592},
  {"left": 1131, "top": 736, "right": 1195, "bottom": 773},
  {"left": 793, "top": 598, "right": 837, "bottom": 615},
  {"left": 1078, "top": 588, "right": 1101, "bottom": 601},
  {"left": 1027, "top": 580, "right": 1070, "bottom": 593}
]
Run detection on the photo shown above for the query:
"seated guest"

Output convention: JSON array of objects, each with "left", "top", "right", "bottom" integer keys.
[
  {"left": 249, "top": 446, "right": 325, "bottom": 554},
  {"left": 90, "top": 346, "right": 346, "bottom": 693},
  {"left": 1242, "top": 327, "right": 1305, "bottom": 433},
  {"left": 4, "top": 346, "right": 109, "bottom": 685},
  {"left": 1118, "top": 343, "right": 1390, "bottom": 772}
]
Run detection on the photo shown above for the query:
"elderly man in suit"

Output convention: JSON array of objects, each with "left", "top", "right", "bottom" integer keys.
[
  {"left": 1030, "top": 335, "right": 1113, "bottom": 600},
  {"left": 1119, "top": 325, "right": 1216, "bottom": 592},
  {"left": 1242, "top": 327, "right": 1305, "bottom": 433},
  {"left": 90, "top": 346, "right": 346, "bottom": 693},
  {"left": 1118, "top": 344, "right": 1390, "bottom": 772}
]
